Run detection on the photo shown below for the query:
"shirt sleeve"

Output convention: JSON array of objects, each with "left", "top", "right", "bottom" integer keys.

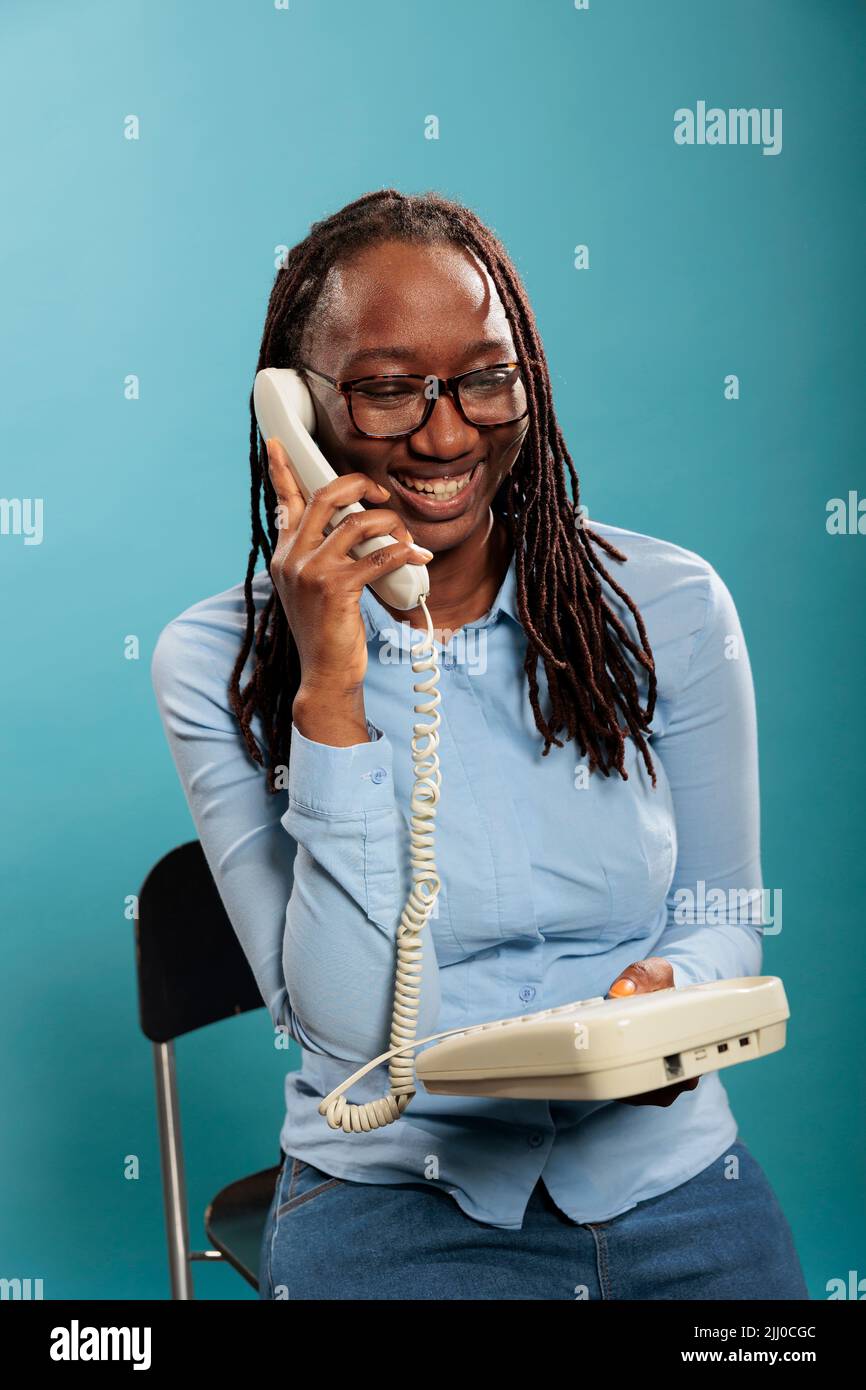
[
  {"left": 150, "top": 612, "right": 441, "bottom": 1066},
  {"left": 651, "top": 565, "right": 766, "bottom": 988},
  {"left": 281, "top": 719, "right": 442, "bottom": 1061}
]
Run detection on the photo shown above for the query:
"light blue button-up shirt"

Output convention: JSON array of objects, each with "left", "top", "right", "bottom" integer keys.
[{"left": 152, "top": 521, "right": 764, "bottom": 1228}]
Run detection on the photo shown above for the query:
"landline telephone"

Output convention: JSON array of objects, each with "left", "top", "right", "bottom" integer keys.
[{"left": 253, "top": 367, "right": 790, "bottom": 1134}]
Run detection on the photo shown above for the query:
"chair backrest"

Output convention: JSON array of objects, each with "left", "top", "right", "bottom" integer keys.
[{"left": 136, "top": 841, "right": 265, "bottom": 1042}]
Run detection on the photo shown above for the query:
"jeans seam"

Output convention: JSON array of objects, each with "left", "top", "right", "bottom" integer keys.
[
  {"left": 286, "top": 1156, "right": 302, "bottom": 1204},
  {"left": 265, "top": 1161, "right": 289, "bottom": 1300},
  {"left": 277, "top": 1176, "right": 344, "bottom": 1218},
  {"left": 587, "top": 1224, "right": 612, "bottom": 1300}
]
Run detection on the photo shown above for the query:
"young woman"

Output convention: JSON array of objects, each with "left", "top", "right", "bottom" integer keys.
[{"left": 152, "top": 189, "right": 808, "bottom": 1301}]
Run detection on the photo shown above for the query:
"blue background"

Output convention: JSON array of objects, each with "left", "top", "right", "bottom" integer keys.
[{"left": 1, "top": 0, "right": 863, "bottom": 1299}]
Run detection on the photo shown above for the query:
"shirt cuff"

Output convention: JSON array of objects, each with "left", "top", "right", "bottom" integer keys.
[
  {"left": 669, "top": 959, "right": 697, "bottom": 989},
  {"left": 287, "top": 720, "right": 394, "bottom": 817}
]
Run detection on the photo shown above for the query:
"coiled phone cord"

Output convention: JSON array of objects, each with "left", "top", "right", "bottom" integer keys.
[{"left": 319, "top": 593, "right": 444, "bottom": 1133}]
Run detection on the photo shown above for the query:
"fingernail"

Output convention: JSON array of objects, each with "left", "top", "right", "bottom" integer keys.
[
  {"left": 609, "top": 978, "right": 637, "bottom": 997},
  {"left": 416, "top": 548, "right": 434, "bottom": 559},
  {"left": 376, "top": 482, "right": 390, "bottom": 496}
]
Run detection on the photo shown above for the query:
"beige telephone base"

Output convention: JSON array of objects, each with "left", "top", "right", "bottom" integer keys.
[{"left": 415, "top": 976, "right": 789, "bottom": 1102}]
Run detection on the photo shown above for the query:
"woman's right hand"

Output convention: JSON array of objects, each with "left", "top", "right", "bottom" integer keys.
[{"left": 265, "top": 438, "right": 432, "bottom": 741}]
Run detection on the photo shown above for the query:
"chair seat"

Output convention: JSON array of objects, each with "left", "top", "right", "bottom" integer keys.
[{"left": 205, "top": 1164, "right": 282, "bottom": 1291}]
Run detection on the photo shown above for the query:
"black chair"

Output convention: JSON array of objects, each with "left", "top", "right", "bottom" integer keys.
[{"left": 135, "top": 841, "right": 283, "bottom": 1299}]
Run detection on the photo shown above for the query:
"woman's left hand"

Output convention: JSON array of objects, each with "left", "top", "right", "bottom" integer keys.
[{"left": 605, "top": 956, "right": 700, "bottom": 1107}]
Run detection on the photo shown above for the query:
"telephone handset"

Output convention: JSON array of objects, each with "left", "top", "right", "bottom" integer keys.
[
  {"left": 253, "top": 367, "right": 789, "bottom": 1136},
  {"left": 253, "top": 368, "right": 430, "bottom": 612}
]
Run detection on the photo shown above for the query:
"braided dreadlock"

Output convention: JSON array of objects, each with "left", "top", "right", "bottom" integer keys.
[{"left": 229, "top": 188, "right": 657, "bottom": 792}]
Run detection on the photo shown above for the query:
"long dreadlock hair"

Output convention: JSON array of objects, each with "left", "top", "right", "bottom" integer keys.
[{"left": 229, "top": 188, "right": 657, "bottom": 792}]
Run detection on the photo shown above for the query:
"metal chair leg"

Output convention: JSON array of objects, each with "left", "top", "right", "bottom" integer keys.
[{"left": 153, "top": 1040, "right": 194, "bottom": 1300}]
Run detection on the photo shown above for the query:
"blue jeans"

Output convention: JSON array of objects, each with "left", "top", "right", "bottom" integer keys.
[{"left": 258, "top": 1137, "right": 808, "bottom": 1300}]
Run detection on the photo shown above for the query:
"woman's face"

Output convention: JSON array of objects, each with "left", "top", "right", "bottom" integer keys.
[{"left": 297, "top": 238, "right": 530, "bottom": 554}]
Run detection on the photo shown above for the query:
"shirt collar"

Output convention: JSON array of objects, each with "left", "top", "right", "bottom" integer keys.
[{"left": 359, "top": 546, "right": 522, "bottom": 649}]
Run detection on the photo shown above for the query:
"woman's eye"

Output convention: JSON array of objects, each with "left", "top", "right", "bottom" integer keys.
[
  {"left": 357, "top": 383, "right": 415, "bottom": 399},
  {"left": 470, "top": 369, "right": 512, "bottom": 389}
]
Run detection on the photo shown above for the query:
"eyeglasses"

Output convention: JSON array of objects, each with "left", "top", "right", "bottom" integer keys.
[{"left": 298, "top": 361, "right": 529, "bottom": 440}]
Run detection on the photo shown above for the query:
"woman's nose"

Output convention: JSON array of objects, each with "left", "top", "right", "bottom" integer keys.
[{"left": 408, "top": 387, "right": 479, "bottom": 459}]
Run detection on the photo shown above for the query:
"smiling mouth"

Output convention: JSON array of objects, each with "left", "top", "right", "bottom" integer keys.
[{"left": 391, "top": 462, "right": 479, "bottom": 499}]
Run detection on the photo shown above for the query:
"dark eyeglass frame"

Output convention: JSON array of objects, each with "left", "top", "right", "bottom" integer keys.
[{"left": 298, "top": 361, "right": 529, "bottom": 440}]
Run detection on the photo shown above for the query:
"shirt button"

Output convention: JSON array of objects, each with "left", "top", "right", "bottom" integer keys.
[
  {"left": 519, "top": 986, "right": 536, "bottom": 1004},
  {"left": 528, "top": 1133, "right": 545, "bottom": 1149},
  {"left": 370, "top": 767, "right": 388, "bottom": 784}
]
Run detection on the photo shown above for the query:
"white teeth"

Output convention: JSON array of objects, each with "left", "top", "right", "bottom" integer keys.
[{"left": 396, "top": 467, "right": 475, "bottom": 498}]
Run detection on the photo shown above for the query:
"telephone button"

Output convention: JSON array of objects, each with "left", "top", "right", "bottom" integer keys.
[{"left": 370, "top": 767, "right": 389, "bottom": 784}]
